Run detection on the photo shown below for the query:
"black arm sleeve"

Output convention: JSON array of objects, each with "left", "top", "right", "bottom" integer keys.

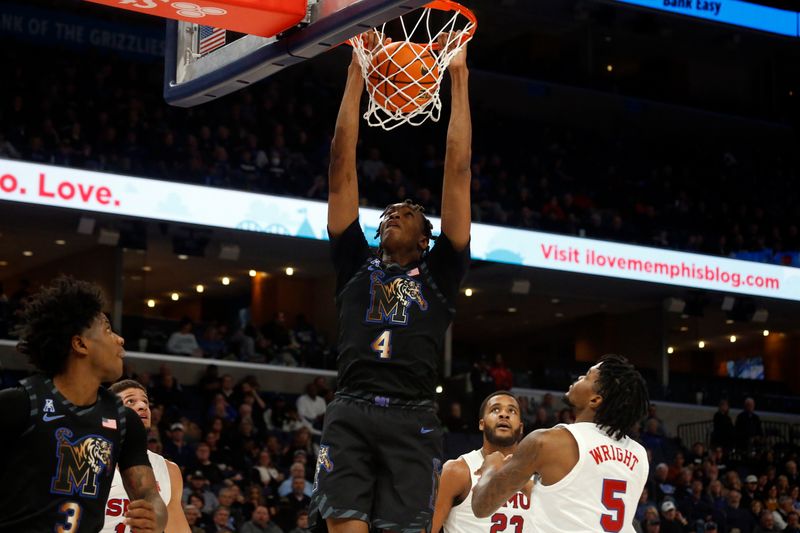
[
  {"left": 425, "top": 233, "right": 471, "bottom": 303},
  {"left": 118, "top": 407, "right": 151, "bottom": 471},
  {"left": 0, "top": 387, "right": 30, "bottom": 441},
  {"left": 330, "top": 219, "right": 371, "bottom": 295}
]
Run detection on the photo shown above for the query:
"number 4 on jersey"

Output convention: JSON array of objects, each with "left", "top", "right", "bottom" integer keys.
[{"left": 371, "top": 330, "right": 392, "bottom": 359}]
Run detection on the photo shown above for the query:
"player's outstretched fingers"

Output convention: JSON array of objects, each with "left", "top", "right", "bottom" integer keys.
[
  {"left": 362, "top": 29, "right": 389, "bottom": 52},
  {"left": 438, "top": 30, "right": 468, "bottom": 69},
  {"left": 125, "top": 499, "right": 158, "bottom": 533},
  {"left": 437, "top": 30, "right": 461, "bottom": 53},
  {"left": 353, "top": 30, "right": 390, "bottom": 69}
]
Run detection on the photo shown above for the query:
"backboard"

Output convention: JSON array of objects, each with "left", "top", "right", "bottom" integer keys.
[{"left": 164, "top": 0, "right": 430, "bottom": 107}]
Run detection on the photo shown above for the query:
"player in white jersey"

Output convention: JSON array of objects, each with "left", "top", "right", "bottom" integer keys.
[
  {"left": 432, "top": 391, "right": 533, "bottom": 533},
  {"left": 102, "top": 379, "right": 191, "bottom": 533},
  {"left": 472, "top": 355, "right": 650, "bottom": 533}
]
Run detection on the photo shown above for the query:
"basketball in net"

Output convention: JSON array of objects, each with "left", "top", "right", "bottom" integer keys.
[
  {"left": 349, "top": 0, "right": 477, "bottom": 130},
  {"left": 367, "top": 42, "right": 440, "bottom": 114}
]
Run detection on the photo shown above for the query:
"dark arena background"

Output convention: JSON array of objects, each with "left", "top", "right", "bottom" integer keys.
[{"left": 1, "top": 0, "right": 800, "bottom": 531}]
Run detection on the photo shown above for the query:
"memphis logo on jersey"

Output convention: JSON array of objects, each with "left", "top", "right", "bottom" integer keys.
[
  {"left": 365, "top": 270, "right": 428, "bottom": 325},
  {"left": 50, "top": 428, "right": 113, "bottom": 498}
]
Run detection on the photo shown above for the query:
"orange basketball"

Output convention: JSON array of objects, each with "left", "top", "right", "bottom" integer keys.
[{"left": 367, "top": 41, "right": 439, "bottom": 114}]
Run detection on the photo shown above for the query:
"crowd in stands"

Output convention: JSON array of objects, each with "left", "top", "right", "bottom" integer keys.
[
  {"left": 2, "top": 46, "right": 800, "bottom": 265},
  {"left": 628, "top": 397, "right": 800, "bottom": 533},
  {"left": 161, "top": 313, "right": 332, "bottom": 369},
  {"left": 129, "top": 365, "right": 332, "bottom": 533},
  {"left": 3, "top": 13, "right": 800, "bottom": 533},
  {"left": 1, "top": 300, "right": 799, "bottom": 533},
  {"left": 0, "top": 276, "right": 335, "bottom": 368},
  {"left": 102, "top": 353, "right": 798, "bottom": 533}
]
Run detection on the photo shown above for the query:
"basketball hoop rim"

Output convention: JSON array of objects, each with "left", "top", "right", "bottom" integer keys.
[
  {"left": 424, "top": 0, "right": 477, "bottom": 50},
  {"left": 347, "top": 0, "right": 477, "bottom": 50}
]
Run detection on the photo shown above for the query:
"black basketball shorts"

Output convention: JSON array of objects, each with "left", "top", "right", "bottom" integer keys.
[{"left": 308, "top": 392, "right": 443, "bottom": 533}]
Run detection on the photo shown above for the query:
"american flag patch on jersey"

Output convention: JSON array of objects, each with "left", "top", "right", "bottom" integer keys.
[
  {"left": 199, "top": 25, "right": 226, "bottom": 55},
  {"left": 102, "top": 417, "right": 117, "bottom": 429}
]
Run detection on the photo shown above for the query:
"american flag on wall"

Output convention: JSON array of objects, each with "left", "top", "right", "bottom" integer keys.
[{"left": 198, "top": 25, "right": 226, "bottom": 55}]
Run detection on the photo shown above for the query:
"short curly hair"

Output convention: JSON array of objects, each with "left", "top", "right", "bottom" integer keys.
[
  {"left": 15, "top": 276, "right": 105, "bottom": 377},
  {"left": 478, "top": 390, "right": 519, "bottom": 419}
]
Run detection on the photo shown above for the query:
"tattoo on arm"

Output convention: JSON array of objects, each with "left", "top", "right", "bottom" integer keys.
[
  {"left": 121, "top": 465, "right": 168, "bottom": 528},
  {"left": 122, "top": 465, "right": 155, "bottom": 498},
  {"left": 472, "top": 435, "right": 541, "bottom": 518}
]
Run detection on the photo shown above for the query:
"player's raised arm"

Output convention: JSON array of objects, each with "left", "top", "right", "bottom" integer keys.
[
  {"left": 439, "top": 33, "right": 472, "bottom": 252},
  {"left": 471, "top": 431, "right": 542, "bottom": 518},
  {"left": 328, "top": 38, "right": 372, "bottom": 237}
]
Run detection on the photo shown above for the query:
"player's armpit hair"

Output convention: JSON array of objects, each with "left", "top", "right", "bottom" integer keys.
[
  {"left": 15, "top": 276, "right": 104, "bottom": 377},
  {"left": 593, "top": 354, "right": 650, "bottom": 441}
]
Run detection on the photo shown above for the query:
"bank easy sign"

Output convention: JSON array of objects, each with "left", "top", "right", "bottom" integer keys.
[{"left": 3, "top": 158, "right": 800, "bottom": 300}]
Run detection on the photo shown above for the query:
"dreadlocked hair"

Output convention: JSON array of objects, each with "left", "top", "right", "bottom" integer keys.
[
  {"left": 374, "top": 199, "right": 436, "bottom": 257},
  {"left": 594, "top": 354, "right": 649, "bottom": 441},
  {"left": 15, "top": 276, "right": 105, "bottom": 377}
]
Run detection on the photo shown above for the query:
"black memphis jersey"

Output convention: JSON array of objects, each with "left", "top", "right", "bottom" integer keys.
[
  {"left": 331, "top": 219, "right": 469, "bottom": 400},
  {"left": 0, "top": 375, "right": 148, "bottom": 532}
]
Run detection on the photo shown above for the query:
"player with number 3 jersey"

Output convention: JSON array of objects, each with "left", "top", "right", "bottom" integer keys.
[
  {"left": 432, "top": 391, "right": 534, "bottom": 533},
  {"left": 472, "top": 355, "right": 649, "bottom": 533},
  {"left": 0, "top": 277, "right": 166, "bottom": 533}
]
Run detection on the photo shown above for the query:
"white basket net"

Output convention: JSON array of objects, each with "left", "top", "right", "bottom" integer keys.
[{"left": 349, "top": 2, "right": 476, "bottom": 130}]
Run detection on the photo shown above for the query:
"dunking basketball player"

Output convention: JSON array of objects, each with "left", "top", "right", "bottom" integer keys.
[
  {"left": 308, "top": 33, "right": 472, "bottom": 533},
  {"left": 432, "top": 392, "right": 533, "bottom": 533},
  {"left": 102, "top": 379, "right": 190, "bottom": 533},
  {"left": 472, "top": 355, "right": 649, "bottom": 533},
  {"left": 0, "top": 277, "right": 167, "bottom": 533}
]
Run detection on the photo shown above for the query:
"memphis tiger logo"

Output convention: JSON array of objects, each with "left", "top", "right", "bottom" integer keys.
[
  {"left": 365, "top": 270, "right": 428, "bottom": 325},
  {"left": 50, "top": 428, "right": 113, "bottom": 497},
  {"left": 313, "top": 445, "right": 334, "bottom": 493}
]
